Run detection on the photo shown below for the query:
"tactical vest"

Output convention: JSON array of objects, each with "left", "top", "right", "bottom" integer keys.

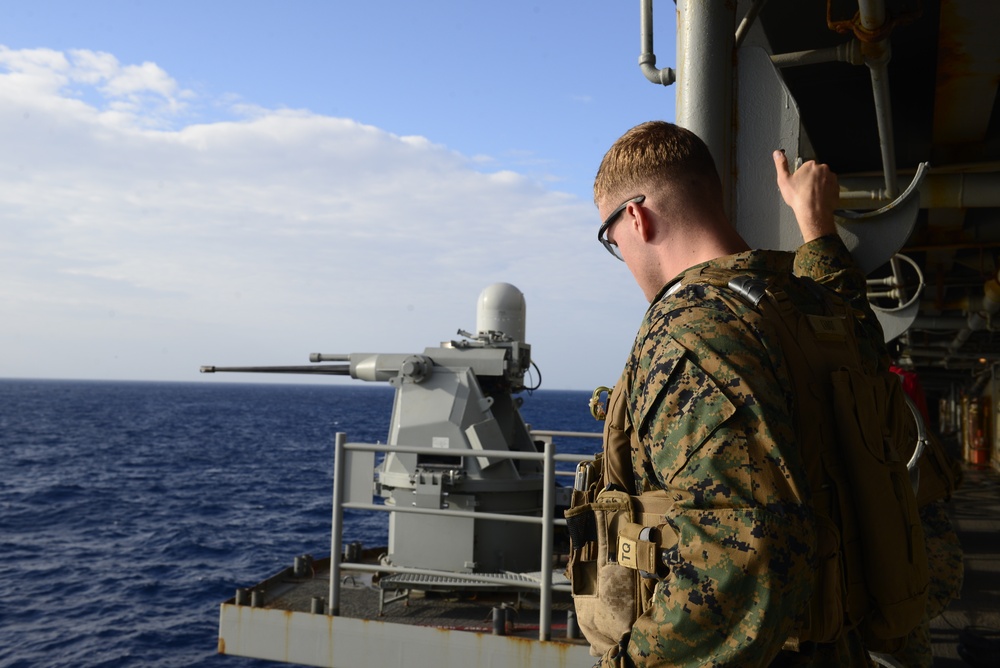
[{"left": 565, "top": 269, "right": 929, "bottom": 660}]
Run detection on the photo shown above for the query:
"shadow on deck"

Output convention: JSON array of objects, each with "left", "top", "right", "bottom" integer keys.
[{"left": 931, "top": 466, "right": 1000, "bottom": 667}]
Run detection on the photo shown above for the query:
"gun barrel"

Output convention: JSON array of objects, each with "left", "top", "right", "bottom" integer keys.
[
  {"left": 309, "top": 353, "right": 350, "bottom": 362},
  {"left": 199, "top": 364, "right": 350, "bottom": 375},
  {"left": 200, "top": 353, "right": 424, "bottom": 382}
]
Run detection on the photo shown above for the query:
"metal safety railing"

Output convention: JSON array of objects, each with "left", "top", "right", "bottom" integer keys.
[{"left": 327, "top": 430, "right": 601, "bottom": 641}]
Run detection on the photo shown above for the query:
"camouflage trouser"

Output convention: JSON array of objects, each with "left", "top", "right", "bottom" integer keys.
[{"left": 890, "top": 502, "right": 964, "bottom": 668}]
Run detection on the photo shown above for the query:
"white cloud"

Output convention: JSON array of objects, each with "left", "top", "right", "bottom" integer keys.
[
  {"left": 0, "top": 46, "right": 192, "bottom": 129},
  {"left": 0, "top": 47, "right": 646, "bottom": 390}
]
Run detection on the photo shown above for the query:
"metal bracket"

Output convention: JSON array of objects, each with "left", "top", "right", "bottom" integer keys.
[
  {"left": 872, "top": 299, "right": 920, "bottom": 345},
  {"left": 869, "top": 253, "right": 925, "bottom": 343},
  {"left": 834, "top": 162, "right": 929, "bottom": 274},
  {"left": 836, "top": 161, "right": 929, "bottom": 221}
]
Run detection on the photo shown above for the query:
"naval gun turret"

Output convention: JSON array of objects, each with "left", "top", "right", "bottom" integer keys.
[{"left": 202, "top": 283, "right": 547, "bottom": 574}]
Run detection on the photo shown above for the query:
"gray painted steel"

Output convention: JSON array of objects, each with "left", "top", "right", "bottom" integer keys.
[{"left": 218, "top": 605, "right": 593, "bottom": 667}]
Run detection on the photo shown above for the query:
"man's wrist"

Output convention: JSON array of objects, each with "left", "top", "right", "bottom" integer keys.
[{"left": 795, "top": 211, "right": 835, "bottom": 242}]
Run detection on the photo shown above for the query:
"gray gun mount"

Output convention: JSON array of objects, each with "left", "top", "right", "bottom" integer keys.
[{"left": 201, "top": 283, "right": 547, "bottom": 573}]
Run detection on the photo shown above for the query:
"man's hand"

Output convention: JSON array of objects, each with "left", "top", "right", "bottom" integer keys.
[{"left": 773, "top": 150, "right": 839, "bottom": 243}]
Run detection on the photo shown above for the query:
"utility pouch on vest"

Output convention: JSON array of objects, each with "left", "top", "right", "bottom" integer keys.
[
  {"left": 565, "top": 489, "right": 641, "bottom": 658},
  {"left": 615, "top": 489, "right": 679, "bottom": 577},
  {"left": 565, "top": 376, "right": 657, "bottom": 658},
  {"left": 616, "top": 523, "right": 660, "bottom": 576}
]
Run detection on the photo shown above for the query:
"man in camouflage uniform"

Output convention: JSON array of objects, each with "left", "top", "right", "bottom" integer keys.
[{"left": 589, "top": 121, "right": 874, "bottom": 666}]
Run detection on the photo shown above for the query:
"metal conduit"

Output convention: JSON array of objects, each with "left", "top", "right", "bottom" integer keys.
[
  {"left": 909, "top": 350, "right": 1000, "bottom": 366},
  {"left": 858, "top": 0, "right": 899, "bottom": 198},
  {"left": 902, "top": 276, "right": 1000, "bottom": 370},
  {"left": 945, "top": 278, "right": 1000, "bottom": 360},
  {"left": 970, "top": 366, "right": 993, "bottom": 396},
  {"left": 859, "top": 0, "right": 886, "bottom": 32},
  {"left": 912, "top": 317, "right": 973, "bottom": 330},
  {"left": 734, "top": 0, "right": 769, "bottom": 49},
  {"left": 770, "top": 0, "right": 900, "bottom": 200},
  {"left": 839, "top": 172, "right": 1000, "bottom": 209},
  {"left": 770, "top": 40, "right": 863, "bottom": 68},
  {"left": 909, "top": 348, "right": 1000, "bottom": 361},
  {"left": 639, "top": 0, "right": 676, "bottom": 86}
]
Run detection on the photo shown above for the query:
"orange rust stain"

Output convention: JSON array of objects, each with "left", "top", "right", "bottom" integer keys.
[
  {"left": 282, "top": 608, "right": 294, "bottom": 662},
  {"left": 422, "top": 625, "right": 583, "bottom": 666},
  {"left": 217, "top": 637, "right": 226, "bottom": 654}
]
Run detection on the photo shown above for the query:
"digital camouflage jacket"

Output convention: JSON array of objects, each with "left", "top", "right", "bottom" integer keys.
[{"left": 601, "top": 236, "right": 874, "bottom": 667}]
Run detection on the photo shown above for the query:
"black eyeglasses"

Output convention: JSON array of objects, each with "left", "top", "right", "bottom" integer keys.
[{"left": 597, "top": 195, "right": 644, "bottom": 261}]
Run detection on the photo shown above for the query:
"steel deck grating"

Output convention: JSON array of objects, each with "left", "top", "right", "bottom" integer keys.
[{"left": 377, "top": 571, "right": 544, "bottom": 591}]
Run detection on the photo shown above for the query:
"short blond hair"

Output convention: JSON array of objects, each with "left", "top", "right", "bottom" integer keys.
[{"left": 594, "top": 121, "right": 723, "bottom": 207}]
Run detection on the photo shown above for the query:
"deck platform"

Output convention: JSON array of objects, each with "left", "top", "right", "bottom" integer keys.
[{"left": 219, "top": 465, "right": 1000, "bottom": 667}]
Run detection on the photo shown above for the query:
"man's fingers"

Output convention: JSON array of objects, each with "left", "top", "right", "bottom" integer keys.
[{"left": 772, "top": 150, "right": 790, "bottom": 180}]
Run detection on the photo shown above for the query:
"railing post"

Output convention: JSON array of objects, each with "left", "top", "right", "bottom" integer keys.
[
  {"left": 328, "top": 432, "right": 347, "bottom": 615},
  {"left": 538, "top": 439, "right": 554, "bottom": 641}
]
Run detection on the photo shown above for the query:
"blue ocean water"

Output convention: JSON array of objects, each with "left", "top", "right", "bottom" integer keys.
[{"left": 0, "top": 379, "right": 600, "bottom": 667}]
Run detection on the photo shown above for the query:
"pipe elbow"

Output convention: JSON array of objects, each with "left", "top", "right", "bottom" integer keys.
[{"left": 639, "top": 53, "right": 676, "bottom": 86}]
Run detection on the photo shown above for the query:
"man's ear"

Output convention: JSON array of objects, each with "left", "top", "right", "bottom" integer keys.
[{"left": 631, "top": 201, "right": 655, "bottom": 242}]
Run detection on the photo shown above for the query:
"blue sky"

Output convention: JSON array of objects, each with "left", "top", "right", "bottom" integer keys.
[{"left": 0, "top": 1, "right": 678, "bottom": 390}]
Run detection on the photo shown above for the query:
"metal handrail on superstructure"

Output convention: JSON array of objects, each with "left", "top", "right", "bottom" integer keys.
[{"left": 328, "top": 430, "right": 600, "bottom": 642}]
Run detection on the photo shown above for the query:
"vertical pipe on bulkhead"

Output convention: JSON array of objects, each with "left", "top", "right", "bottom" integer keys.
[
  {"left": 857, "top": 0, "right": 899, "bottom": 198},
  {"left": 675, "top": 0, "right": 737, "bottom": 218},
  {"left": 639, "top": 0, "right": 677, "bottom": 86}
]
